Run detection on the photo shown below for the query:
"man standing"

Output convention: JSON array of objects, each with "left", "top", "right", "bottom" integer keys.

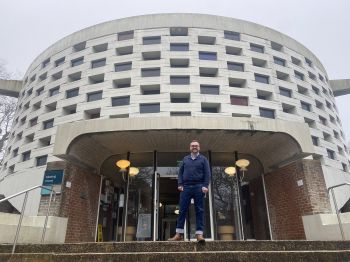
[{"left": 168, "top": 140, "right": 211, "bottom": 242}]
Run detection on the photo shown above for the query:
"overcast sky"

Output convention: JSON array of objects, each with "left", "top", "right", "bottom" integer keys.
[{"left": 0, "top": 0, "right": 349, "bottom": 140}]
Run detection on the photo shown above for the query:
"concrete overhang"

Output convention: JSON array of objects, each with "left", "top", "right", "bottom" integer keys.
[
  {"left": 53, "top": 117, "right": 315, "bottom": 173},
  {"left": 330, "top": 79, "right": 350, "bottom": 97},
  {"left": 0, "top": 79, "right": 22, "bottom": 98}
]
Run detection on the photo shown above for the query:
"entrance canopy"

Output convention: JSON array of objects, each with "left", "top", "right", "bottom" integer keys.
[{"left": 53, "top": 117, "right": 315, "bottom": 173}]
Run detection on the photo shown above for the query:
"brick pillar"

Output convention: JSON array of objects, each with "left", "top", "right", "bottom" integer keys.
[
  {"left": 264, "top": 159, "right": 331, "bottom": 240},
  {"left": 59, "top": 162, "right": 101, "bottom": 243}
]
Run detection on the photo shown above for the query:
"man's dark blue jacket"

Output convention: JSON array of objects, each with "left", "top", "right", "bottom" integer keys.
[{"left": 178, "top": 154, "right": 211, "bottom": 188}]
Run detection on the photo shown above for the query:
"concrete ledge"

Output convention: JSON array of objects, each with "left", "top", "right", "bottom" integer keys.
[
  {"left": 302, "top": 213, "right": 350, "bottom": 240},
  {"left": 0, "top": 212, "right": 67, "bottom": 244},
  {"left": 330, "top": 79, "right": 350, "bottom": 96},
  {"left": 0, "top": 79, "right": 22, "bottom": 97}
]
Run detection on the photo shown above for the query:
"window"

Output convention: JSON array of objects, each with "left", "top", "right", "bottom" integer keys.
[
  {"left": 170, "top": 93, "right": 190, "bottom": 103},
  {"left": 62, "top": 105, "right": 77, "bottom": 115},
  {"left": 170, "top": 43, "right": 189, "bottom": 51},
  {"left": 170, "top": 27, "right": 188, "bottom": 36},
  {"left": 33, "top": 101, "right": 41, "bottom": 111},
  {"left": 142, "top": 68, "right": 160, "bottom": 77},
  {"left": 89, "top": 74, "right": 104, "bottom": 84},
  {"left": 55, "top": 57, "right": 65, "bottom": 67},
  {"left": 327, "top": 149, "right": 335, "bottom": 160},
  {"left": 199, "top": 67, "right": 218, "bottom": 77},
  {"left": 201, "top": 103, "right": 220, "bottom": 113},
  {"left": 49, "top": 86, "right": 59, "bottom": 97},
  {"left": 279, "top": 87, "right": 292, "bottom": 98},
  {"left": 308, "top": 71, "right": 316, "bottom": 80},
  {"left": 250, "top": 43, "right": 264, "bottom": 53},
  {"left": 140, "top": 103, "right": 160, "bottom": 114},
  {"left": 116, "top": 46, "right": 133, "bottom": 55},
  {"left": 12, "top": 148, "right": 18, "bottom": 157},
  {"left": 170, "top": 58, "right": 189, "bottom": 68},
  {"left": 294, "top": 71, "right": 304, "bottom": 81},
  {"left": 27, "top": 88, "right": 33, "bottom": 96},
  {"left": 319, "top": 74, "right": 324, "bottom": 82},
  {"left": 315, "top": 100, "right": 324, "bottom": 109},
  {"left": 291, "top": 56, "right": 301, "bottom": 66},
  {"left": 276, "top": 71, "right": 289, "bottom": 81},
  {"left": 36, "top": 87, "right": 44, "bottom": 96},
  {"left": 93, "top": 43, "right": 108, "bottom": 53},
  {"left": 305, "top": 58, "right": 312, "bottom": 67},
  {"left": 115, "top": 62, "right": 132, "bottom": 72},
  {"left": 36, "top": 155, "right": 48, "bottom": 166},
  {"left": 91, "top": 58, "right": 106, "bottom": 68},
  {"left": 230, "top": 96, "right": 248, "bottom": 106},
  {"left": 227, "top": 62, "right": 244, "bottom": 71},
  {"left": 252, "top": 58, "right": 267, "bottom": 67},
  {"left": 84, "top": 109, "right": 100, "bottom": 119},
  {"left": 71, "top": 57, "right": 84, "bottom": 67},
  {"left": 113, "top": 78, "right": 131, "bottom": 88},
  {"left": 282, "top": 103, "right": 295, "bottom": 114},
  {"left": 271, "top": 41, "right": 283, "bottom": 51},
  {"left": 43, "top": 119, "right": 54, "bottom": 129},
  {"left": 51, "top": 71, "right": 62, "bottom": 81},
  {"left": 141, "top": 84, "right": 160, "bottom": 95},
  {"left": 229, "top": 78, "right": 246, "bottom": 88},
  {"left": 118, "top": 31, "right": 134, "bottom": 41},
  {"left": 224, "top": 30, "right": 240, "bottom": 41},
  {"left": 170, "top": 76, "right": 190, "bottom": 85},
  {"left": 143, "top": 36, "right": 161, "bottom": 45},
  {"left": 73, "top": 42, "right": 86, "bottom": 52},
  {"left": 29, "top": 117, "right": 38, "bottom": 127},
  {"left": 257, "top": 90, "right": 273, "bottom": 100},
  {"left": 142, "top": 51, "right": 161, "bottom": 60},
  {"left": 319, "top": 116, "right": 327, "bottom": 125},
  {"left": 112, "top": 96, "right": 130, "bottom": 106},
  {"left": 39, "top": 136, "right": 51, "bottom": 147},
  {"left": 66, "top": 88, "right": 79, "bottom": 98},
  {"left": 200, "top": 85, "right": 219, "bottom": 95},
  {"left": 39, "top": 72, "right": 47, "bottom": 81},
  {"left": 312, "top": 86, "right": 320, "bottom": 95},
  {"left": 311, "top": 136, "right": 319, "bottom": 146},
  {"left": 259, "top": 108, "right": 275, "bottom": 119},
  {"left": 87, "top": 91, "right": 103, "bottom": 102},
  {"left": 42, "top": 59, "right": 50, "bottom": 68},
  {"left": 274, "top": 57, "right": 286, "bottom": 66},
  {"left": 226, "top": 46, "right": 242, "bottom": 56},
  {"left": 254, "top": 74, "right": 269, "bottom": 84},
  {"left": 301, "top": 101, "right": 311, "bottom": 111},
  {"left": 22, "top": 151, "right": 31, "bottom": 162},
  {"left": 170, "top": 112, "right": 191, "bottom": 116},
  {"left": 68, "top": 72, "right": 81, "bottom": 82},
  {"left": 198, "top": 36, "right": 216, "bottom": 45},
  {"left": 199, "top": 52, "right": 217, "bottom": 60}
]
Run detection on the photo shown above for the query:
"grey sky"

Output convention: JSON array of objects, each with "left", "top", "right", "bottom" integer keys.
[{"left": 0, "top": 0, "right": 349, "bottom": 140}]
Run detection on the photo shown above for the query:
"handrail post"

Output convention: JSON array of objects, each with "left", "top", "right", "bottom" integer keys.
[
  {"left": 41, "top": 185, "right": 54, "bottom": 243},
  {"left": 12, "top": 191, "right": 29, "bottom": 254},
  {"left": 330, "top": 188, "right": 345, "bottom": 240}
]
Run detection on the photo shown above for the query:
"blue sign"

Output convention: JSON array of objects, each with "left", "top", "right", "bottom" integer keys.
[{"left": 41, "top": 170, "right": 64, "bottom": 195}]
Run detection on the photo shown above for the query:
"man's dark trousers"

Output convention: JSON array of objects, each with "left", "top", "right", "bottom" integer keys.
[{"left": 176, "top": 184, "right": 205, "bottom": 235}]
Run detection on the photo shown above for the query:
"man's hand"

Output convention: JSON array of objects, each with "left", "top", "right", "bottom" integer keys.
[
  {"left": 178, "top": 186, "right": 184, "bottom": 191},
  {"left": 202, "top": 187, "right": 208, "bottom": 193}
]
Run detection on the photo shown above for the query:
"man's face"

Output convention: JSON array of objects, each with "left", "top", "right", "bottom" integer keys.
[{"left": 190, "top": 142, "right": 200, "bottom": 154}]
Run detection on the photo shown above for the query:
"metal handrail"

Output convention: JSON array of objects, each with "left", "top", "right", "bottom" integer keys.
[
  {"left": 0, "top": 185, "right": 56, "bottom": 254},
  {"left": 327, "top": 182, "right": 350, "bottom": 241}
]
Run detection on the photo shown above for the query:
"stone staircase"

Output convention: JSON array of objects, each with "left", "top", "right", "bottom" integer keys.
[{"left": 0, "top": 241, "right": 350, "bottom": 261}]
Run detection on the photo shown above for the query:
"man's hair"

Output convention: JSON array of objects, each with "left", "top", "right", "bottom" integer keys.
[{"left": 190, "top": 139, "right": 200, "bottom": 144}]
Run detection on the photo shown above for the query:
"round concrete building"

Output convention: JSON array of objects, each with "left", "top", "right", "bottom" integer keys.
[{"left": 0, "top": 13, "right": 349, "bottom": 242}]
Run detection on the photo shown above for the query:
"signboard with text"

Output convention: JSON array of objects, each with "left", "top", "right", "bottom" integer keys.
[{"left": 41, "top": 170, "right": 64, "bottom": 195}]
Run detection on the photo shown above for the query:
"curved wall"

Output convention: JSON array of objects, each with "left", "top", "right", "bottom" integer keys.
[{"left": 0, "top": 14, "right": 349, "bottom": 214}]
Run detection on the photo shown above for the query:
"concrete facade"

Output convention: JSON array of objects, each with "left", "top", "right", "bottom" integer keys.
[{"left": 0, "top": 13, "right": 349, "bottom": 226}]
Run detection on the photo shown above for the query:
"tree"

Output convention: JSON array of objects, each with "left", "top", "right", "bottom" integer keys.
[{"left": 0, "top": 60, "right": 18, "bottom": 164}]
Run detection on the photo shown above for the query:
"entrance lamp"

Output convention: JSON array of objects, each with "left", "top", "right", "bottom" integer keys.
[
  {"left": 116, "top": 159, "right": 131, "bottom": 181},
  {"left": 224, "top": 166, "right": 236, "bottom": 177},
  {"left": 129, "top": 167, "right": 139, "bottom": 177},
  {"left": 235, "top": 159, "right": 250, "bottom": 182}
]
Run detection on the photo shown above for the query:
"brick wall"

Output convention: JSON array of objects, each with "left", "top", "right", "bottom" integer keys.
[
  {"left": 59, "top": 163, "right": 101, "bottom": 243},
  {"left": 264, "top": 159, "right": 331, "bottom": 240}
]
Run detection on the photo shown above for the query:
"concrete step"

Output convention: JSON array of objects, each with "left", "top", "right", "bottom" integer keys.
[
  {"left": 0, "top": 250, "right": 350, "bottom": 262},
  {"left": 1, "top": 241, "right": 350, "bottom": 254}
]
